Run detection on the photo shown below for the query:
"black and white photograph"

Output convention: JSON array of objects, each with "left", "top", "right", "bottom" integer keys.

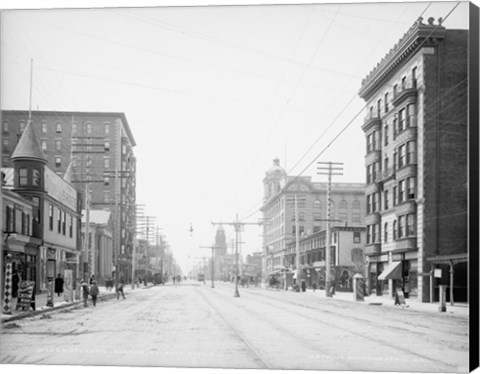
[{"left": 0, "top": 1, "right": 478, "bottom": 374}]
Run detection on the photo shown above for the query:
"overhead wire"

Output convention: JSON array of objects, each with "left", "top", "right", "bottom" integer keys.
[{"left": 239, "top": 1, "right": 463, "bottom": 222}]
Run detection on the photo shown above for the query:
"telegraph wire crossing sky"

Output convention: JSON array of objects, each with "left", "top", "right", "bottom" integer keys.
[{"left": 0, "top": 0, "right": 469, "bottom": 273}]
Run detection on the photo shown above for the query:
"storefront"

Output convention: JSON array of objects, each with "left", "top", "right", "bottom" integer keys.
[
  {"left": 3, "top": 235, "right": 42, "bottom": 294},
  {"left": 427, "top": 253, "right": 468, "bottom": 304}
]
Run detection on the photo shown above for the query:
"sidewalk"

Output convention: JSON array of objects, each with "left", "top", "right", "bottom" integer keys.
[
  {"left": 1, "top": 283, "right": 154, "bottom": 324},
  {"left": 299, "top": 288, "right": 469, "bottom": 317}
]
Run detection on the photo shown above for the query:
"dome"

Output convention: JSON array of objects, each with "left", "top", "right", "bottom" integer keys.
[{"left": 266, "top": 158, "right": 286, "bottom": 179}]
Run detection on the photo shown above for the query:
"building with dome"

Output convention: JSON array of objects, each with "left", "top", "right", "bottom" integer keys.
[{"left": 260, "top": 158, "right": 365, "bottom": 284}]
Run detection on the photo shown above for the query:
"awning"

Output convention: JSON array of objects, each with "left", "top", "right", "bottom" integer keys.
[{"left": 378, "top": 261, "right": 402, "bottom": 280}]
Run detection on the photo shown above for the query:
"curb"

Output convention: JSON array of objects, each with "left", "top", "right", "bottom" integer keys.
[{"left": 2, "top": 290, "right": 124, "bottom": 324}]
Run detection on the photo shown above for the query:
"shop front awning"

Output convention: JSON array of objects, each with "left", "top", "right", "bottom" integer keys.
[{"left": 378, "top": 261, "right": 402, "bottom": 280}]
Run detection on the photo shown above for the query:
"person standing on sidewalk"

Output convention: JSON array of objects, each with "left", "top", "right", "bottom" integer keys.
[
  {"left": 55, "top": 273, "right": 64, "bottom": 297},
  {"left": 116, "top": 279, "right": 125, "bottom": 300},
  {"left": 81, "top": 280, "right": 89, "bottom": 307},
  {"left": 90, "top": 280, "right": 99, "bottom": 307}
]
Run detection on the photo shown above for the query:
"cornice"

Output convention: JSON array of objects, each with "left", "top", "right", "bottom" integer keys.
[{"left": 359, "top": 17, "right": 445, "bottom": 101}]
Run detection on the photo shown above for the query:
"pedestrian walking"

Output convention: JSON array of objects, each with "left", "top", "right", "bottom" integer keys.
[
  {"left": 301, "top": 280, "right": 307, "bottom": 292},
  {"left": 89, "top": 274, "right": 96, "bottom": 285},
  {"left": 55, "top": 273, "right": 64, "bottom": 297},
  {"left": 116, "top": 280, "right": 125, "bottom": 300},
  {"left": 81, "top": 280, "right": 89, "bottom": 307},
  {"left": 90, "top": 280, "right": 99, "bottom": 307}
]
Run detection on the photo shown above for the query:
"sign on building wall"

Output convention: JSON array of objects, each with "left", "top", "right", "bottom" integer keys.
[{"left": 44, "top": 168, "right": 77, "bottom": 210}]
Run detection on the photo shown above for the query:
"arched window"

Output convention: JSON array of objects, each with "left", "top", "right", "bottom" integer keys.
[
  {"left": 339, "top": 200, "right": 348, "bottom": 223},
  {"left": 352, "top": 200, "right": 361, "bottom": 223}
]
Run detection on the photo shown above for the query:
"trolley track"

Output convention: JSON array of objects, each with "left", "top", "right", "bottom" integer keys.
[{"left": 205, "top": 284, "right": 466, "bottom": 372}]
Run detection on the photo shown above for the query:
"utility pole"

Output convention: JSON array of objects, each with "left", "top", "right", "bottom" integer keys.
[
  {"left": 317, "top": 162, "right": 343, "bottom": 297},
  {"left": 130, "top": 204, "right": 145, "bottom": 289},
  {"left": 212, "top": 214, "right": 263, "bottom": 297},
  {"left": 199, "top": 245, "right": 219, "bottom": 288},
  {"left": 295, "top": 194, "right": 300, "bottom": 288}
]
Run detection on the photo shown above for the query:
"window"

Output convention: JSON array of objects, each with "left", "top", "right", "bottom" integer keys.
[
  {"left": 62, "top": 211, "right": 66, "bottom": 235},
  {"left": 41, "top": 140, "right": 47, "bottom": 151},
  {"left": 406, "top": 214, "right": 416, "bottom": 236},
  {"left": 69, "top": 215, "right": 73, "bottom": 238},
  {"left": 398, "top": 144, "right": 406, "bottom": 168},
  {"left": 393, "top": 84, "right": 398, "bottom": 95},
  {"left": 377, "top": 99, "right": 381, "bottom": 117},
  {"left": 384, "top": 92, "right": 389, "bottom": 113},
  {"left": 19, "top": 167, "right": 28, "bottom": 186},
  {"left": 6, "top": 206, "right": 14, "bottom": 232},
  {"left": 57, "top": 209, "right": 62, "bottom": 233},
  {"left": 398, "top": 180, "right": 405, "bottom": 203},
  {"left": 384, "top": 222, "right": 388, "bottom": 242},
  {"left": 393, "top": 186, "right": 398, "bottom": 206},
  {"left": 33, "top": 168, "right": 40, "bottom": 186},
  {"left": 352, "top": 200, "right": 361, "bottom": 223},
  {"left": 104, "top": 177, "right": 110, "bottom": 186},
  {"left": 49, "top": 205, "right": 54, "bottom": 230},
  {"left": 55, "top": 140, "right": 62, "bottom": 151},
  {"left": 398, "top": 215, "right": 405, "bottom": 238},
  {"left": 353, "top": 231, "right": 361, "bottom": 243},
  {"left": 19, "top": 121, "right": 26, "bottom": 132},
  {"left": 104, "top": 141, "right": 110, "bottom": 151},
  {"left": 406, "top": 103, "right": 416, "bottom": 127},
  {"left": 2, "top": 121, "right": 8, "bottom": 132},
  {"left": 384, "top": 190, "right": 389, "bottom": 210},
  {"left": 393, "top": 219, "right": 397, "bottom": 240},
  {"left": 86, "top": 123, "right": 92, "bottom": 134},
  {"left": 412, "top": 67, "right": 417, "bottom": 85},
  {"left": 401, "top": 76, "right": 406, "bottom": 89},
  {"left": 384, "top": 157, "right": 389, "bottom": 175},
  {"left": 398, "top": 108, "right": 406, "bottom": 132},
  {"left": 104, "top": 158, "right": 110, "bottom": 168},
  {"left": 384, "top": 125, "right": 388, "bottom": 146},
  {"left": 105, "top": 123, "right": 110, "bottom": 135},
  {"left": 406, "top": 141, "right": 416, "bottom": 164},
  {"left": 393, "top": 150, "right": 397, "bottom": 170},
  {"left": 41, "top": 122, "right": 48, "bottom": 133},
  {"left": 56, "top": 122, "right": 62, "bottom": 133},
  {"left": 367, "top": 194, "right": 372, "bottom": 213},
  {"left": 55, "top": 157, "right": 62, "bottom": 168},
  {"left": 407, "top": 177, "right": 416, "bottom": 199}
]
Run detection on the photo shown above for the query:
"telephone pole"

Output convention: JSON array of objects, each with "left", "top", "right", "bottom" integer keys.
[
  {"left": 317, "top": 162, "right": 343, "bottom": 297},
  {"left": 212, "top": 214, "right": 263, "bottom": 297}
]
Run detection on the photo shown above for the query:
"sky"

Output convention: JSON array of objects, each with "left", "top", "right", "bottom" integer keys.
[{"left": 0, "top": 0, "right": 471, "bottom": 274}]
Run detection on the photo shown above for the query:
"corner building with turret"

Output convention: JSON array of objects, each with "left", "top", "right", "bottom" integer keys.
[{"left": 358, "top": 17, "right": 468, "bottom": 303}]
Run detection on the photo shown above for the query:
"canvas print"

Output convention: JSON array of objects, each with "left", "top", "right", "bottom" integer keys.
[{"left": 0, "top": 1, "right": 477, "bottom": 373}]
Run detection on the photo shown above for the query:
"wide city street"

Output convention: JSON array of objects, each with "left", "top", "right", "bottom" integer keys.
[{"left": 0, "top": 281, "right": 469, "bottom": 373}]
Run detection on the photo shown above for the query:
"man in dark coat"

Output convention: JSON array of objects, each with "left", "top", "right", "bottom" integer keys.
[{"left": 55, "top": 274, "right": 64, "bottom": 297}]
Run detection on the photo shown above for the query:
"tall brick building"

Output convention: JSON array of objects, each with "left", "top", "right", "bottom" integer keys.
[
  {"left": 1, "top": 110, "right": 136, "bottom": 283},
  {"left": 358, "top": 17, "right": 468, "bottom": 303},
  {"left": 261, "top": 158, "right": 365, "bottom": 281}
]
